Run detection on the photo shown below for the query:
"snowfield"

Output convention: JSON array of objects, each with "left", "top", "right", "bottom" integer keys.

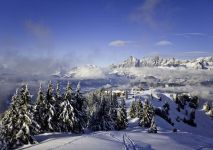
[
  {"left": 18, "top": 130, "right": 213, "bottom": 150},
  {"left": 18, "top": 90, "right": 213, "bottom": 150}
]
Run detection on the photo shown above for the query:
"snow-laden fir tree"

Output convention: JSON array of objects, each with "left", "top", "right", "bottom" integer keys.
[
  {"left": 0, "top": 129, "right": 7, "bottom": 150},
  {"left": 183, "top": 107, "right": 196, "bottom": 127},
  {"left": 189, "top": 108, "right": 196, "bottom": 124},
  {"left": 1, "top": 85, "right": 38, "bottom": 149},
  {"left": 87, "top": 92, "right": 99, "bottom": 117},
  {"left": 139, "top": 99, "right": 155, "bottom": 128},
  {"left": 46, "top": 81, "right": 59, "bottom": 131},
  {"left": 55, "top": 82, "right": 62, "bottom": 101},
  {"left": 15, "top": 85, "right": 39, "bottom": 142},
  {"left": 162, "top": 102, "right": 170, "bottom": 115},
  {"left": 109, "top": 92, "right": 118, "bottom": 127},
  {"left": 0, "top": 90, "right": 19, "bottom": 149},
  {"left": 58, "top": 81, "right": 77, "bottom": 132},
  {"left": 35, "top": 81, "right": 57, "bottom": 132},
  {"left": 88, "top": 91, "right": 115, "bottom": 131},
  {"left": 73, "top": 82, "right": 88, "bottom": 133},
  {"left": 34, "top": 83, "right": 47, "bottom": 133},
  {"left": 137, "top": 100, "right": 143, "bottom": 118},
  {"left": 54, "top": 82, "right": 63, "bottom": 131},
  {"left": 129, "top": 101, "right": 137, "bottom": 118},
  {"left": 148, "top": 116, "right": 157, "bottom": 133},
  {"left": 21, "top": 85, "right": 40, "bottom": 135},
  {"left": 116, "top": 98, "right": 127, "bottom": 130}
]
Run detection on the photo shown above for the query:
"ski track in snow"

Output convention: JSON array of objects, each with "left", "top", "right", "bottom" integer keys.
[
  {"left": 92, "top": 131, "right": 139, "bottom": 150},
  {"left": 123, "top": 132, "right": 136, "bottom": 150}
]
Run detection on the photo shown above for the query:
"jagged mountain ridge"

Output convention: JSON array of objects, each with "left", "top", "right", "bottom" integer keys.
[
  {"left": 54, "top": 56, "right": 213, "bottom": 79},
  {"left": 111, "top": 56, "right": 213, "bottom": 69}
]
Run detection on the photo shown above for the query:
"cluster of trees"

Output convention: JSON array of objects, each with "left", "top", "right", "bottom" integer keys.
[
  {"left": 203, "top": 102, "right": 213, "bottom": 118},
  {"left": 129, "top": 99, "right": 157, "bottom": 133},
  {"left": 175, "top": 94, "right": 198, "bottom": 127},
  {"left": 87, "top": 89, "right": 127, "bottom": 131},
  {"left": 155, "top": 102, "right": 174, "bottom": 126},
  {"left": 0, "top": 81, "right": 87, "bottom": 149},
  {"left": 0, "top": 85, "right": 128, "bottom": 149}
]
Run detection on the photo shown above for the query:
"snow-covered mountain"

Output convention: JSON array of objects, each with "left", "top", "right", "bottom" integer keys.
[
  {"left": 112, "top": 56, "right": 213, "bottom": 70},
  {"left": 56, "top": 56, "right": 213, "bottom": 80}
]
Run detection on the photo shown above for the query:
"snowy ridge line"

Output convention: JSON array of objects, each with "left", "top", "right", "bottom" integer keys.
[
  {"left": 46, "top": 136, "right": 85, "bottom": 150},
  {"left": 123, "top": 133, "right": 136, "bottom": 150}
]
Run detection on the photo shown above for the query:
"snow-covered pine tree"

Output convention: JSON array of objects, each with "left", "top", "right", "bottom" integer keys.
[
  {"left": 0, "top": 90, "right": 19, "bottom": 149},
  {"left": 148, "top": 116, "right": 157, "bottom": 133},
  {"left": 58, "top": 81, "right": 77, "bottom": 132},
  {"left": 109, "top": 93, "right": 118, "bottom": 128},
  {"left": 87, "top": 92, "right": 99, "bottom": 117},
  {"left": 183, "top": 107, "right": 196, "bottom": 127},
  {"left": 34, "top": 83, "right": 47, "bottom": 133},
  {"left": 159, "top": 101, "right": 173, "bottom": 125},
  {"left": 21, "top": 85, "right": 40, "bottom": 135},
  {"left": 87, "top": 91, "right": 101, "bottom": 130},
  {"left": 162, "top": 102, "right": 170, "bottom": 115},
  {"left": 44, "top": 81, "right": 57, "bottom": 132},
  {"left": 55, "top": 81, "right": 62, "bottom": 101},
  {"left": 88, "top": 91, "right": 114, "bottom": 131},
  {"left": 99, "top": 95, "right": 114, "bottom": 130},
  {"left": 137, "top": 100, "right": 143, "bottom": 118},
  {"left": 189, "top": 96, "right": 199, "bottom": 109},
  {"left": 73, "top": 82, "right": 87, "bottom": 133},
  {"left": 54, "top": 82, "right": 63, "bottom": 131},
  {"left": 116, "top": 98, "right": 127, "bottom": 130},
  {"left": 139, "top": 99, "right": 155, "bottom": 128},
  {"left": 189, "top": 108, "right": 196, "bottom": 125},
  {"left": 129, "top": 101, "right": 137, "bottom": 118},
  {"left": 14, "top": 84, "right": 38, "bottom": 144},
  {"left": 1, "top": 85, "right": 37, "bottom": 149},
  {"left": 0, "top": 127, "right": 7, "bottom": 150},
  {"left": 88, "top": 103, "right": 101, "bottom": 131}
]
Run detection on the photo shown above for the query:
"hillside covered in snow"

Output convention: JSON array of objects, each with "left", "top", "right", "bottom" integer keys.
[{"left": 16, "top": 89, "right": 213, "bottom": 150}]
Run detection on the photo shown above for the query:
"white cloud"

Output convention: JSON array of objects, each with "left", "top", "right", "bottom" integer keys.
[
  {"left": 108, "top": 40, "right": 133, "bottom": 47},
  {"left": 184, "top": 51, "right": 208, "bottom": 54},
  {"left": 175, "top": 33, "right": 206, "bottom": 38},
  {"left": 156, "top": 40, "right": 173, "bottom": 46}
]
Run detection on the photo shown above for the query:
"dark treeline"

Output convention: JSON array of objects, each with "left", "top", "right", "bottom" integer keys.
[{"left": 0, "top": 82, "right": 127, "bottom": 149}]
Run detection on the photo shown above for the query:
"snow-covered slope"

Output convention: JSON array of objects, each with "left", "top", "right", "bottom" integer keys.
[{"left": 19, "top": 90, "right": 213, "bottom": 150}]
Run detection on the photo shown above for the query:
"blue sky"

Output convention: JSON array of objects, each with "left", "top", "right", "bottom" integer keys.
[{"left": 0, "top": 0, "right": 213, "bottom": 66}]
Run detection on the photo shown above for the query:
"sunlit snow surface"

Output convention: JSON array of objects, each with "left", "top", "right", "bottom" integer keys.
[{"left": 19, "top": 90, "right": 213, "bottom": 150}]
